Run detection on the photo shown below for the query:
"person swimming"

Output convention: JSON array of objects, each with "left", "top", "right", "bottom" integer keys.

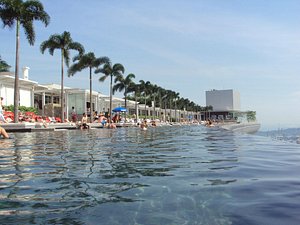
[
  {"left": 205, "top": 119, "right": 214, "bottom": 127},
  {"left": 140, "top": 120, "right": 148, "bottom": 130}
]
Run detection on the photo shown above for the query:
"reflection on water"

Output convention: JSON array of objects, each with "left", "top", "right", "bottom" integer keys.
[{"left": 1, "top": 126, "right": 300, "bottom": 224}]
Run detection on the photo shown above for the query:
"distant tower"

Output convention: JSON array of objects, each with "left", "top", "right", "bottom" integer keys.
[{"left": 206, "top": 89, "right": 240, "bottom": 111}]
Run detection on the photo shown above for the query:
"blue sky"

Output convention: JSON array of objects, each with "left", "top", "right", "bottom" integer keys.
[{"left": 1, "top": 0, "right": 300, "bottom": 130}]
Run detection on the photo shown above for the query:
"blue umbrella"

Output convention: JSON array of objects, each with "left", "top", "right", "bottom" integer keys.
[{"left": 112, "top": 107, "right": 127, "bottom": 112}]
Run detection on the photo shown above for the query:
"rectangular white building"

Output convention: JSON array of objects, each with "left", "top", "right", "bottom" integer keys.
[{"left": 206, "top": 89, "right": 240, "bottom": 111}]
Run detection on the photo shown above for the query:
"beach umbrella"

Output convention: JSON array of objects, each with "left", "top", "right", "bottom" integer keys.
[{"left": 112, "top": 107, "right": 127, "bottom": 112}]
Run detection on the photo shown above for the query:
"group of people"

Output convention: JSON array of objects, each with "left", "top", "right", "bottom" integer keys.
[
  {"left": 77, "top": 110, "right": 116, "bottom": 130},
  {"left": 138, "top": 119, "right": 158, "bottom": 130},
  {"left": 0, "top": 102, "right": 161, "bottom": 138}
]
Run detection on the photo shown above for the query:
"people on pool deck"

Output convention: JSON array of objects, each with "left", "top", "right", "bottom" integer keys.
[
  {"left": 112, "top": 113, "right": 121, "bottom": 123},
  {"left": 0, "top": 126, "right": 9, "bottom": 138},
  {"left": 80, "top": 113, "right": 90, "bottom": 130},
  {"left": 0, "top": 97, "right": 8, "bottom": 123},
  {"left": 93, "top": 111, "right": 99, "bottom": 122},
  {"left": 70, "top": 106, "right": 77, "bottom": 123},
  {"left": 105, "top": 117, "right": 116, "bottom": 129},
  {"left": 98, "top": 113, "right": 107, "bottom": 126}
]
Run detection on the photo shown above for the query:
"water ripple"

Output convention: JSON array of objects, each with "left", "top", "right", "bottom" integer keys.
[{"left": 1, "top": 126, "right": 300, "bottom": 224}]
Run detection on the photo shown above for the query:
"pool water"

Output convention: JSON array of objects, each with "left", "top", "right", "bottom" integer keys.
[{"left": 1, "top": 125, "right": 300, "bottom": 224}]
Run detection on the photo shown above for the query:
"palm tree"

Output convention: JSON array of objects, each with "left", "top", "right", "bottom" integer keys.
[
  {"left": 40, "top": 31, "right": 84, "bottom": 122},
  {"left": 183, "top": 98, "right": 190, "bottom": 120},
  {"left": 159, "top": 87, "right": 167, "bottom": 121},
  {"left": 139, "top": 80, "right": 151, "bottom": 118},
  {"left": 0, "top": 0, "right": 50, "bottom": 122},
  {"left": 113, "top": 73, "right": 135, "bottom": 120},
  {"left": 176, "top": 97, "right": 184, "bottom": 121},
  {"left": 173, "top": 92, "right": 180, "bottom": 122},
  {"left": 68, "top": 52, "right": 109, "bottom": 115},
  {"left": 95, "top": 62, "right": 125, "bottom": 118},
  {"left": 167, "top": 91, "right": 175, "bottom": 121},
  {"left": 127, "top": 81, "right": 141, "bottom": 121},
  {"left": 0, "top": 55, "right": 10, "bottom": 72},
  {"left": 149, "top": 84, "right": 159, "bottom": 119},
  {"left": 143, "top": 83, "right": 160, "bottom": 119}
]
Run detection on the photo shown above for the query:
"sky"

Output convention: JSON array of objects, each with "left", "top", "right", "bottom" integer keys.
[{"left": 1, "top": 0, "right": 300, "bottom": 130}]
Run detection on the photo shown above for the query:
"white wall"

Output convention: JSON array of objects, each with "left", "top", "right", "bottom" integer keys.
[
  {"left": 0, "top": 85, "right": 32, "bottom": 107},
  {"left": 206, "top": 89, "right": 241, "bottom": 111},
  {"left": 232, "top": 91, "right": 241, "bottom": 111},
  {"left": 20, "top": 89, "right": 32, "bottom": 107},
  {"left": 0, "top": 85, "right": 14, "bottom": 106}
]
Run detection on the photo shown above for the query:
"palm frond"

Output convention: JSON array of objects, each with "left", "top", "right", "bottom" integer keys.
[
  {"left": 112, "top": 63, "right": 125, "bottom": 74},
  {"left": 0, "top": 55, "right": 11, "bottom": 72},
  {"left": 0, "top": 0, "right": 18, "bottom": 27},
  {"left": 93, "top": 56, "right": 110, "bottom": 68},
  {"left": 99, "top": 74, "right": 109, "bottom": 82},
  {"left": 23, "top": 0, "right": 50, "bottom": 26},
  {"left": 22, "top": 20, "right": 35, "bottom": 45},
  {"left": 40, "top": 34, "right": 61, "bottom": 54},
  {"left": 68, "top": 62, "right": 83, "bottom": 76},
  {"left": 68, "top": 42, "right": 85, "bottom": 56}
]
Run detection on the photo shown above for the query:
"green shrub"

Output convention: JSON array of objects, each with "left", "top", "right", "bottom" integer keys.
[
  {"left": 5, "top": 105, "right": 38, "bottom": 114},
  {"left": 246, "top": 111, "right": 256, "bottom": 122}
]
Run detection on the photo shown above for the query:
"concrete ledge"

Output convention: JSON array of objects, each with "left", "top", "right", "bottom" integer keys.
[
  {"left": 1, "top": 122, "right": 36, "bottom": 132},
  {"left": 0, "top": 122, "right": 138, "bottom": 132},
  {"left": 0, "top": 121, "right": 156, "bottom": 133},
  {"left": 47, "top": 123, "right": 77, "bottom": 129},
  {"left": 32, "top": 128, "right": 55, "bottom": 132}
]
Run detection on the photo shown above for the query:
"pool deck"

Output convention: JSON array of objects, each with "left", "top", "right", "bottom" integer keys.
[
  {"left": 1, "top": 121, "right": 261, "bottom": 134},
  {"left": 0, "top": 122, "right": 137, "bottom": 132}
]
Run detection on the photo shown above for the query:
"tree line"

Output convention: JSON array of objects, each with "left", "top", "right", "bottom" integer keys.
[{"left": 0, "top": 0, "right": 209, "bottom": 123}]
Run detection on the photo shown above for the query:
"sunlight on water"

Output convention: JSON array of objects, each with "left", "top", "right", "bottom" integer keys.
[{"left": 1, "top": 126, "right": 300, "bottom": 224}]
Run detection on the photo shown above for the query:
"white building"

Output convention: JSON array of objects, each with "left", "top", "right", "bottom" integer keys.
[
  {"left": 206, "top": 89, "right": 240, "bottom": 111},
  {"left": 1, "top": 68, "right": 198, "bottom": 122},
  {"left": 0, "top": 67, "right": 38, "bottom": 107}
]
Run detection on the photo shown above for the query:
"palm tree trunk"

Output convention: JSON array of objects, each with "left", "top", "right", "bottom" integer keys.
[
  {"left": 159, "top": 97, "right": 162, "bottom": 121},
  {"left": 144, "top": 98, "right": 146, "bottom": 118},
  {"left": 61, "top": 50, "right": 64, "bottom": 122},
  {"left": 175, "top": 100, "right": 177, "bottom": 122},
  {"left": 89, "top": 66, "right": 92, "bottom": 118},
  {"left": 169, "top": 99, "right": 172, "bottom": 122},
  {"left": 153, "top": 96, "right": 156, "bottom": 120},
  {"left": 109, "top": 75, "right": 113, "bottom": 119},
  {"left": 135, "top": 92, "right": 138, "bottom": 122},
  {"left": 164, "top": 100, "right": 167, "bottom": 122},
  {"left": 13, "top": 20, "right": 20, "bottom": 123},
  {"left": 124, "top": 90, "right": 127, "bottom": 121}
]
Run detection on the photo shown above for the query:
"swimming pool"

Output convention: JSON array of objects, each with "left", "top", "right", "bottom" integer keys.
[{"left": 1, "top": 125, "right": 300, "bottom": 224}]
